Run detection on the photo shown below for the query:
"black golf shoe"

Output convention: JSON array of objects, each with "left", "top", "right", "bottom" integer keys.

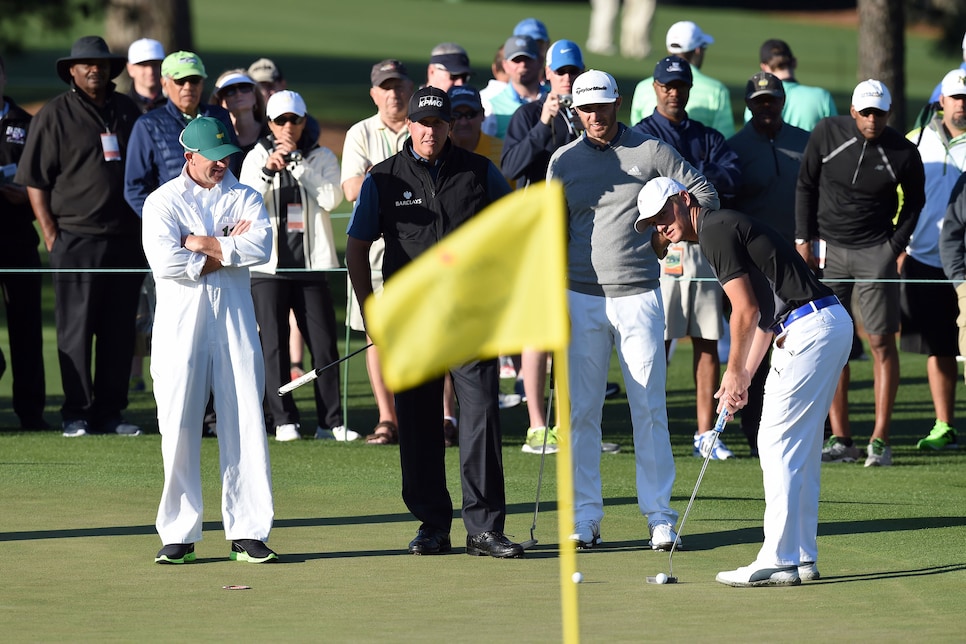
[
  {"left": 229, "top": 539, "right": 278, "bottom": 563},
  {"left": 155, "top": 543, "right": 196, "bottom": 564},
  {"left": 408, "top": 528, "right": 452, "bottom": 555},
  {"left": 466, "top": 531, "right": 524, "bottom": 558}
]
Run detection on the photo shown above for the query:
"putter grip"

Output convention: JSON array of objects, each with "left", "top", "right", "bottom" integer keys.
[
  {"left": 711, "top": 407, "right": 729, "bottom": 434},
  {"left": 278, "top": 369, "right": 319, "bottom": 396}
]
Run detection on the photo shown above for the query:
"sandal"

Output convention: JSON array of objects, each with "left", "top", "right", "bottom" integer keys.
[{"left": 365, "top": 420, "right": 398, "bottom": 445}]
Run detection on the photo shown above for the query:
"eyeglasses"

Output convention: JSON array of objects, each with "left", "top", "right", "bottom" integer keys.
[
  {"left": 272, "top": 114, "right": 306, "bottom": 126},
  {"left": 449, "top": 73, "right": 470, "bottom": 83},
  {"left": 221, "top": 84, "right": 254, "bottom": 98},
  {"left": 172, "top": 76, "right": 203, "bottom": 86},
  {"left": 452, "top": 110, "right": 480, "bottom": 121}
]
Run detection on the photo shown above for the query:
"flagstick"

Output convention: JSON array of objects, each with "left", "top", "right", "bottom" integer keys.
[{"left": 555, "top": 350, "right": 580, "bottom": 643}]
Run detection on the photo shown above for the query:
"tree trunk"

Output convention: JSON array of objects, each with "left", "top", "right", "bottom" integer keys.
[{"left": 858, "top": 0, "right": 906, "bottom": 128}]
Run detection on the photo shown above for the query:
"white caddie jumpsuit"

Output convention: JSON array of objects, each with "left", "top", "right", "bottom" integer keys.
[{"left": 142, "top": 166, "right": 275, "bottom": 545}]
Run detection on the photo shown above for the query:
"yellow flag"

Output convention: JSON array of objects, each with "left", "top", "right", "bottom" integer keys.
[{"left": 365, "top": 181, "right": 569, "bottom": 392}]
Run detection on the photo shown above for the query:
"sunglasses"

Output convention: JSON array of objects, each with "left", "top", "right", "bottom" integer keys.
[
  {"left": 221, "top": 84, "right": 254, "bottom": 98},
  {"left": 452, "top": 110, "right": 480, "bottom": 121},
  {"left": 449, "top": 73, "right": 471, "bottom": 82},
  {"left": 272, "top": 114, "right": 306, "bottom": 126},
  {"left": 172, "top": 76, "right": 203, "bottom": 86},
  {"left": 858, "top": 108, "right": 887, "bottom": 118}
]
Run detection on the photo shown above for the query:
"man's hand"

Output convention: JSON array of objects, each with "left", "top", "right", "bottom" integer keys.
[
  {"left": 795, "top": 240, "right": 816, "bottom": 270},
  {"left": 651, "top": 229, "right": 671, "bottom": 259},
  {"left": 714, "top": 368, "right": 750, "bottom": 415},
  {"left": 540, "top": 94, "right": 560, "bottom": 126}
]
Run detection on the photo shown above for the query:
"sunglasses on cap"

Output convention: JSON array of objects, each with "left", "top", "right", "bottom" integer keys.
[
  {"left": 452, "top": 109, "right": 480, "bottom": 121},
  {"left": 172, "top": 76, "right": 203, "bottom": 86},
  {"left": 272, "top": 114, "right": 306, "bottom": 126},
  {"left": 221, "top": 84, "right": 254, "bottom": 98}
]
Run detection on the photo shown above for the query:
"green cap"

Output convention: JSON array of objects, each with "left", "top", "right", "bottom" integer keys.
[
  {"left": 162, "top": 50, "right": 207, "bottom": 80},
  {"left": 179, "top": 117, "right": 240, "bottom": 161}
]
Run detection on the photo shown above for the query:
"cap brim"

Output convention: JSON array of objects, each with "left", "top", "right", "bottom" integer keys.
[
  {"left": 746, "top": 90, "right": 783, "bottom": 100},
  {"left": 196, "top": 143, "right": 242, "bottom": 161}
]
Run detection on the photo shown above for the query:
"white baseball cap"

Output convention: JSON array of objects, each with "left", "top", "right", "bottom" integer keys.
[
  {"left": 128, "top": 38, "right": 164, "bottom": 64},
  {"left": 851, "top": 79, "right": 891, "bottom": 111},
  {"left": 572, "top": 69, "right": 619, "bottom": 107},
  {"left": 941, "top": 69, "right": 966, "bottom": 98},
  {"left": 634, "top": 177, "right": 686, "bottom": 233},
  {"left": 666, "top": 21, "right": 714, "bottom": 54},
  {"left": 266, "top": 90, "right": 307, "bottom": 120}
]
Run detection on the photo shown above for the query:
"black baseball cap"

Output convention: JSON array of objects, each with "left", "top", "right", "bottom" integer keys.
[
  {"left": 408, "top": 86, "right": 451, "bottom": 122},
  {"left": 745, "top": 72, "right": 785, "bottom": 100}
]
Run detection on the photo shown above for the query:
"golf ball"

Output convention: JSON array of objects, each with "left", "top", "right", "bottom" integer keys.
[
  {"left": 655, "top": 573, "right": 668, "bottom": 584},
  {"left": 572, "top": 571, "right": 583, "bottom": 584}
]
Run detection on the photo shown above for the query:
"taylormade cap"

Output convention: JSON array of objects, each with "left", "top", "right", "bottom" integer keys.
[
  {"left": 654, "top": 56, "right": 692, "bottom": 86},
  {"left": 371, "top": 59, "right": 409, "bottom": 87},
  {"left": 266, "top": 90, "right": 307, "bottom": 120},
  {"left": 448, "top": 85, "right": 483, "bottom": 111},
  {"left": 513, "top": 18, "right": 549, "bottom": 43},
  {"left": 127, "top": 38, "right": 164, "bottom": 64},
  {"left": 162, "top": 51, "right": 207, "bottom": 80},
  {"left": 572, "top": 69, "right": 619, "bottom": 107},
  {"left": 248, "top": 57, "right": 282, "bottom": 83},
  {"left": 745, "top": 71, "right": 785, "bottom": 100},
  {"left": 666, "top": 21, "right": 714, "bottom": 54},
  {"left": 941, "top": 69, "right": 966, "bottom": 98},
  {"left": 634, "top": 177, "right": 687, "bottom": 233},
  {"left": 547, "top": 40, "right": 584, "bottom": 72},
  {"left": 851, "top": 79, "right": 891, "bottom": 111},
  {"left": 429, "top": 43, "right": 471, "bottom": 75},
  {"left": 179, "top": 117, "right": 240, "bottom": 161},
  {"left": 408, "top": 86, "right": 451, "bottom": 123}
]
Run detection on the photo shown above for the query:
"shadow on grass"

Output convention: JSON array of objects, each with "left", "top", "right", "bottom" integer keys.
[{"left": 808, "top": 562, "right": 966, "bottom": 584}]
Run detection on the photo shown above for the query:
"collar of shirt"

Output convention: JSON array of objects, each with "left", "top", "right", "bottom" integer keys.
[{"left": 581, "top": 122, "right": 627, "bottom": 151}]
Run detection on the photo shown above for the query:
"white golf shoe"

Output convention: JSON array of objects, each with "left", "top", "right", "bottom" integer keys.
[
  {"left": 569, "top": 520, "right": 602, "bottom": 549},
  {"left": 716, "top": 562, "right": 801, "bottom": 587},
  {"left": 648, "top": 522, "right": 682, "bottom": 551},
  {"left": 798, "top": 562, "right": 820, "bottom": 581},
  {"left": 275, "top": 423, "right": 301, "bottom": 442}
]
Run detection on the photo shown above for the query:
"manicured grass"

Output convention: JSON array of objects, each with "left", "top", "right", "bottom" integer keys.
[{"left": 2, "top": 3, "right": 965, "bottom": 640}]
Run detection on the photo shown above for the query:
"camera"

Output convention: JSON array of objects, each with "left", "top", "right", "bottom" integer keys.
[
  {"left": 558, "top": 94, "right": 573, "bottom": 108},
  {"left": 281, "top": 150, "right": 303, "bottom": 164}
]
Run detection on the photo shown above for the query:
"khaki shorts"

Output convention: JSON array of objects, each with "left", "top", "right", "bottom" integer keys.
[
  {"left": 347, "top": 237, "right": 385, "bottom": 332},
  {"left": 660, "top": 241, "right": 723, "bottom": 341}
]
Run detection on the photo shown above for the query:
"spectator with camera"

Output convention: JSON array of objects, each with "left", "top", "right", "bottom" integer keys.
[{"left": 240, "top": 90, "right": 349, "bottom": 442}]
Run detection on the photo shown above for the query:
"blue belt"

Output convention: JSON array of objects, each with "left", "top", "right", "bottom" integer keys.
[{"left": 773, "top": 295, "right": 840, "bottom": 333}]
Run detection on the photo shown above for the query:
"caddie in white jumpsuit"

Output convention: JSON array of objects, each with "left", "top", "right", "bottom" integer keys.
[{"left": 142, "top": 117, "right": 277, "bottom": 564}]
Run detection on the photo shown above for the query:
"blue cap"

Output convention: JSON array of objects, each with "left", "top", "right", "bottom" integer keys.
[
  {"left": 653, "top": 55, "right": 693, "bottom": 86},
  {"left": 513, "top": 17, "right": 549, "bottom": 43},
  {"left": 546, "top": 40, "right": 584, "bottom": 72}
]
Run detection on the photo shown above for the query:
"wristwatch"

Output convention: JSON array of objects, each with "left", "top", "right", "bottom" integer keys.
[{"left": 794, "top": 238, "right": 808, "bottom": 245}]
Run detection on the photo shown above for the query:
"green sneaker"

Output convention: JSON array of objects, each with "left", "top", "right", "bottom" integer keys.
[
  {"left": 521, "top": 426, "right": 558, "bottom": 454},
  {"left": 917, "top": 421, "right": 958, "bottom": 450}
]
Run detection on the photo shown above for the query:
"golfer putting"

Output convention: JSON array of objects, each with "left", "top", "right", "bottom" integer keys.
[{"left": 635, "top": 177, "right": 853, "bottom": 587}]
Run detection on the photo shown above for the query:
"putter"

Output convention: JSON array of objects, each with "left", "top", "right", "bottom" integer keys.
[
  {"left": 520, "top": 361, "right": 555, "bottom": 551},
  {"left": 278, "top": 343, "right": 374, "bottom": 396},
  {"left": 646, "top": 407, "right": 730, "bottom": 585}
]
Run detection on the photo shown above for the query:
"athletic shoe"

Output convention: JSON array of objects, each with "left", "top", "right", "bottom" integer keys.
[
  {"left": 716, "top": 562, "right": 801, "bottom": 587},
  {"left": 693, "top": 432, "right": 734, "bottom": 460},
  {"left": 521, "top": 426, "right": 558, "bottom": 454},
  {"left": 316, "top": 425, "right": 360, "bottom": 441},
  {"left": 498, "top": 393, "right": 522, "bottom": 409},
  {"left": 275, "top": 423, "right": 301, "bottom": 442},
  {"left": 604, "top": 382, "right": 621, "bottom": 399},
  {"left": 648, "top": 522, "right": 681, "bottom": 551},
  {"left": 569, "top": 520, "right": 602, "bottom": 549},
  {"left": 229, "top": 539, "right": 278, "bottom": 563},
  {"left": 110, "top": 422, "right": 143, "bottom": 436},
  {"left": 601, "top": 441, "right": 621, "bottom": 454},
  {"left": 62, "top": 419, "right": 90, "bottom": 438},
  {"left": 821, "top": 436, "right": 860, "bottom": 463},
  {"left": 798, "top": 562, "right": 820, "bottom": 581},
  {"left": 499, "top": 356, "right": 517, "bottom": 379},
  {"left": 331, "top": 425, "right": 360, "bottom": 442},
  {"left": 864, "top": 438, "right": 892, "bottom": 467},
  {"left": 917, "top": 421, "right": 958, "bottom": 450},
  {"left": 155, "top": 543, "right": 196, "bottom": 564}
]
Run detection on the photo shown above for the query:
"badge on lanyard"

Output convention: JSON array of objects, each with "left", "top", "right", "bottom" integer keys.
[
  {"left": 664, "top": 244, "right": 684, "bottom": 276},
  {"left": 101, "top": 133, "right": 121, "bottom": 162},
  {"left": 286, "top": 203, "right": 304, "bottom": 233}
]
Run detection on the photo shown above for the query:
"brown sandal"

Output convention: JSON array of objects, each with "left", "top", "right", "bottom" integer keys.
[{"left": 365, "top": 420, "right": 398, "bottom": 445}]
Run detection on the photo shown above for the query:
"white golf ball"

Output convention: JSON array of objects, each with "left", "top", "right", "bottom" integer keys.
[
  {"left": 655, "top": 572, "right": 668, "bottom": 584},
  {"left": 572, "top": 571, "right": 583, "bottom": 584}
]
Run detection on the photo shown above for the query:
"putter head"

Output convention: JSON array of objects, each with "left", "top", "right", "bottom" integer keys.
[
  {"left": 520, "top": 538, "right": 538, "bottom": 550},
  {"left": 645, "top": 575, "right": 679, "bottom": 585}
]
